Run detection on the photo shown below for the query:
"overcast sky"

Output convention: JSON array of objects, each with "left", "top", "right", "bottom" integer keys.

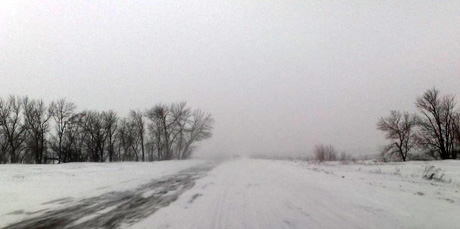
[{"left": 1, "top": 1, "right": 459, "bottom": 158}]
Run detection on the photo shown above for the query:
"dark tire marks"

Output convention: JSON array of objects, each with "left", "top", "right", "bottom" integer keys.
[{"left": 5, "top": 163, "right": 214, "bottom": 229}]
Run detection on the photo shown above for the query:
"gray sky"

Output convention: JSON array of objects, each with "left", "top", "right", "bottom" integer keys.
[{"left": 1, "top": 1, "right": 459, "bottom": 158}]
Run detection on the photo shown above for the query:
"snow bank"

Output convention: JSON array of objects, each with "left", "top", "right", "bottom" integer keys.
[{"left": 286, "top": 160, "right": 460, "bottom": 186}]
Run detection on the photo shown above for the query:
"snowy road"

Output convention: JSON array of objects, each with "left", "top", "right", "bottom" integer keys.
[
  {"left": 3, "top": 159, "right": 460, "bottom": 229},
  {"left": 133, "top": 159, "right": 460, "bottom": 229}
]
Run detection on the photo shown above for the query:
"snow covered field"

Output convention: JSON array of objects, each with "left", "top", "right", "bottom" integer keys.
[
  {"left": 0, "top": 160, "right": 205, "bottom": 228},
  {"left": 2, "top": 158, "right": 460, "bottom": 228}
]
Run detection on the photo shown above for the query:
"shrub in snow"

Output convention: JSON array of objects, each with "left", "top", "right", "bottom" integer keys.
[
  {"left": 422, "top": 164, "right": 450, "bottom": 183},
  {"left": 313, "top": 144, "right": 337, "bottom": 162}
]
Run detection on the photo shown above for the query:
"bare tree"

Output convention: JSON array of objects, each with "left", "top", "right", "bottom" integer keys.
[
  {"left": 146, "top": 103, "right": 214, "bottom": 160},
  {"left": 146, "top": 104, "right": 172, "bottom": 160},
  {"left": 0, "top": 96, "right": 28, "bottom": 163},
  {"left": 339, "top": 151, "right": 352, "bottom": 162},
  {"left": 81, "top": 111, "right": 107, "bottom": 162},
  {"left": 103, "top": 110, "right": 118, "bottom": 162},
  {"left": 61, "top": 112, "right": 86, "bottom": 162},
  {"left": 377, "top": 111, "right": 416, "bottom": 161},
  {"left": 177, "top": 108, "right": 214, "bottom": 159},
  {"left": 452, "top": 111, "right": 460, "bottom": 156},
  {"left": 170, "top": 102, "right": 191, "bottom": 159},
  {"left": 117, "top": 118, "right": 138, "bottom": 161},
  {"left": 415, "top": 88, "right": 457, "bottom": 159},
  {"left": 313, "top": 144, "right": 337, "bottom": 162},
  {"left": 22, "top": 97, "right": 54, "bottom": 164},
  {"left": 0, "top": 96, "right": 214, "bottom": 163},
  {"left": 130, "top": 110, "right": 145, "bottom": 161},
  {"left": 145, "top": 141, "right": 156, "bottom": 161},
  {"left": 0, "top": 131, "right": 8, "bottom": 163},
  {"left": 51, "top": 99, "right": 76, "bottom": 163}
]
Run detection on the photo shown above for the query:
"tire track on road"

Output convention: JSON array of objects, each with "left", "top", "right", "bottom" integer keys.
[{"left": 5, "top": 163, "right": 215, "bottom": 229}]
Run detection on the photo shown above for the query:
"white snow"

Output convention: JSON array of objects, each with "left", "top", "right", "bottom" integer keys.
[
  {"left": 0, "top": 160, "right": 204, "bottom": 228},
  {"left": 2, "top": 158, "right": 460, "bottom": 228},
  {"left": 132, "top": 158, "right": 460, "bottom": 229}
]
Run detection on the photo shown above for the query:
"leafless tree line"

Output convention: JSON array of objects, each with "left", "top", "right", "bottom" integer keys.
[
  {"left": 0, "top": 96, "right": 214, "bottom": 164},
  {"left": 312, "top": 144, "right": 354, "bottom": 162},
  {"left": 313, "top": 144, "right": 336, "bottom": 162},
  {"left": 378, "top": 88, "right": 460, "bottom": 161}
]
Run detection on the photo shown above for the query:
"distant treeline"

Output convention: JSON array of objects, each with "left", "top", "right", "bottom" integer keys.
[
  {"left": 0, "top": 96, "right": 214, "bottom": 164},
  {"left": 378, "top": 88, "right": 460, "bottom": 161}
]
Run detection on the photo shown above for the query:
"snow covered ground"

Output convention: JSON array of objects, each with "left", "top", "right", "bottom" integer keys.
[
  {"left": 2, "top": 158, "right": 460, "bottom": 228},
  {"left": 133, "top": 158, "right": 460, "bottom": 229},
  {"left": 0, "top": 160, "right": 205, "bottom": 228}
]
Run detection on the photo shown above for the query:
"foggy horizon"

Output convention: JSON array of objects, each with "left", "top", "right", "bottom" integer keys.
[{"left": 1, "top": 1, "right": 459, "bottom": 158}]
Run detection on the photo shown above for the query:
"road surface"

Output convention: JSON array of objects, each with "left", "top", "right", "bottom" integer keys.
[
  {"left": 5, "top": 159, "right": 460, "bottom": 229},
  {"left": 133, "top": 159, "right": 460, "bottom": 229},
  {"left": 4, "top": 163, "right": 214, "bottom": 229}
]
